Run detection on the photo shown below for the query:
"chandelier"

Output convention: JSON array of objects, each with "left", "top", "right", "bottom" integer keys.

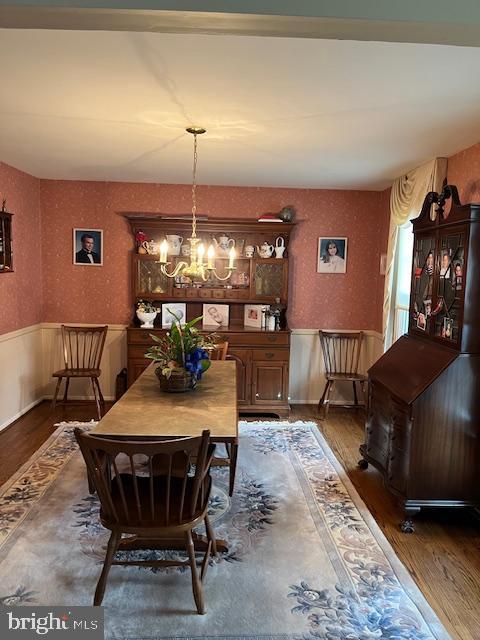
[{"left": 158, "top": 127, "right": 236, "bottom": 282}]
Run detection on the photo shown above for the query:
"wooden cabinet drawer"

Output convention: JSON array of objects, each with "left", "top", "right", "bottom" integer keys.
[
  {"left": 128, "top": 329, "right": 162, "bottom": 344},
  {"left": 212, "top": 289, "right": 225, "bottom": 299},
  {"left": 227, "top": 332, "right": 290, "bottom": 347},
  {"left": 225, "top": 289, "right": 250, "bottom": 300},
  {"left": 129, "top": 345, "right": 152, "bottom": 359},
  {"left": 252, "top": 349, "right": 289, "bottom": 362}
]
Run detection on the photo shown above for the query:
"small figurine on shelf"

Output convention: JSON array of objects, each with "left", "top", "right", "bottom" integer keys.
[
  {"left": 135, "top": 229, "right": 148, "bottom": 253},
  {"left": 278, "top": 205, "right": 296, "bottom": 222},
  {"left": 270, "top": 297, "right": 287, "bottom": 330}
]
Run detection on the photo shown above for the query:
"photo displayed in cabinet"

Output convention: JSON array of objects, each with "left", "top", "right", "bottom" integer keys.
[
  {"left": 202, "top": 303, "right": 229, "bottom": 328},
  {"left": 434, "top": 232, "right": 465, "bottom": 342},
  {"left": 410, "top": 236, "right": 435, "bottom": 332}
]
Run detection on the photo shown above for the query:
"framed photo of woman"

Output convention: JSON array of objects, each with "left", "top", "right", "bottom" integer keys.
[{"left": 317, "top": 237, "right": 347, "bottom": 274}]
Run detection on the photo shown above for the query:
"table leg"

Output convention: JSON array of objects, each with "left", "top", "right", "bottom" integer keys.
[{"left": 229, "top": 441, "right": 238, "bottom": 496}]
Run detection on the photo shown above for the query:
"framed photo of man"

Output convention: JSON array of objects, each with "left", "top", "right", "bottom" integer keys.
[
  {"left": 317, "top": 237, "right": 347, "bottom": 274},
  {"left": 73, "top": 229, "right": 103, "bottom": 266}
]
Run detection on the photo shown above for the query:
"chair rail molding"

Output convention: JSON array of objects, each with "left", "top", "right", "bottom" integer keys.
[{"left": 1, "top": 322, "right": 383, "bottom": 430}]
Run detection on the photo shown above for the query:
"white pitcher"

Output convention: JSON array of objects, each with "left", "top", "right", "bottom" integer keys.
[
  {"left": 166, "top": 234, "right": 183, "bottom": 256},
  {"left": 275, "top": 236, "right": 285, "bottom": 258}
]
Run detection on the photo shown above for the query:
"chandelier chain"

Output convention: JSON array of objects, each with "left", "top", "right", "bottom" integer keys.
[{"left": 191, "top": 133, "right": 198, "bottom": 238}]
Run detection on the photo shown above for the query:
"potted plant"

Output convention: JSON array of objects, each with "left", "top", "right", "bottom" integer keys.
[
  {"left": 136, "top": 300, "right": 158, "bottom": 328},
  {"left": 145, "top": 312, "right": 216, "bottom": 392}
]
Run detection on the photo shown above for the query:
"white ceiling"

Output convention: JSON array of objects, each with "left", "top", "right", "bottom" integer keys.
[{"left": 2, "top": 29, "right": 480, "bottom": 190}]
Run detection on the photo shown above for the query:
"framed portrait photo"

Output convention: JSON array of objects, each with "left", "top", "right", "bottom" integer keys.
[
  {"left": 202, "top": 304, "right": 229, "bottom": 328},
  {"left": 73, "top": 229, "right": 103, "bottom": 266},
  {"left": 244, "top": 304, "right": 267, "bottom": 329},
  {"left": 317, "top": 237, "right": 347, "bottom": 274},
  {"left": 162, "top": 303, "right": 186, "bottom": 328}
]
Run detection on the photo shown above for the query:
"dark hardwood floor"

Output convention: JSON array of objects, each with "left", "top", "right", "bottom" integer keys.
[{"left": 1, "top": 401, "right": 479, "bottom": 640}]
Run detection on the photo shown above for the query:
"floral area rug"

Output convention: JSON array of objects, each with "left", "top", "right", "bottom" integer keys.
[{"left": 0, "top": 420, "right": 450, "bottom": 640}]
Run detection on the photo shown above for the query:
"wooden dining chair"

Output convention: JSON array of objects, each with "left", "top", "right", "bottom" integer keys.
[
  {"left": 209, "top": 341, "right": 229, "bottom": 360},
  {"left": 74, "top": 428, "right": 216, "bottom": 614},
  {"left": 51, "top": 325, "right": 108, "bottom": 420},
  {"left": 318, "top": 330, "right": 367, "bottom": 418}
]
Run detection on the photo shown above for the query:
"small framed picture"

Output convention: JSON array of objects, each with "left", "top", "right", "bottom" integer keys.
[
  {"left": 443, "top": 317, "right": 454, "bottom": 339},
  {"left": 73, "top": 229, "right": 103, "bottom": 266},
  {"left": 317, "top": 237, "right": 347, "bottom": 274},
  {"left": 162, "top": 303, "right": 186, "bottom": 328},
  {"left": 416, "top": 312, "right": 426, "bottom": 331},
  {"left": 202, "top": 304, "right": 229, "bottom": 328},
  {"left": 244, "top": 304, "right": 265, "bottom": 329}
]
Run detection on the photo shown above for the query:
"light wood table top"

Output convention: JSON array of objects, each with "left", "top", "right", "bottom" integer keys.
[{"left": 92, "top": 361, "right": 238, "bottom": 439}]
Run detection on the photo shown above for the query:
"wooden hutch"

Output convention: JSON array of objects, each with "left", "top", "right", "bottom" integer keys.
[
  {"left": 125, "top": 215, "right": 294, "bottom": 416},
  {"left": 359, "top": 188, "right": 480, "bottom": 532}
]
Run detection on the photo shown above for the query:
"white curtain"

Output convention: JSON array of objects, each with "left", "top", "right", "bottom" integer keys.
[{"left": 383, "top": 158, "right": 448, "bottom": 348}]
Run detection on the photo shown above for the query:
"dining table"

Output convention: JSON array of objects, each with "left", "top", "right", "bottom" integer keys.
[{"left": 91, "top": 359, "right": 238, "bottom": 553}]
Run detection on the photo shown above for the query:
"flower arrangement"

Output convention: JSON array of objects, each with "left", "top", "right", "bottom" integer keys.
[
  {"left": 137, "top": 300, "right": 157, "bottom": 314},
  {"left": 145, "top": 311, "right": 216, "bottom": 390}
]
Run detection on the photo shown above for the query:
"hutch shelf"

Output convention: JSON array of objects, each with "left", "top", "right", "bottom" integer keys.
[
  {"left": 359, "top": 188, "right": 480, "bottom": 532},
  {"left": 125, "top": 215, "right": 295, "bottom": 417}
]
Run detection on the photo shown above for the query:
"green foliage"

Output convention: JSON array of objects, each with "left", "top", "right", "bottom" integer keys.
[{"left": 145, "top": 310, "right": 217, "bottom": 379}]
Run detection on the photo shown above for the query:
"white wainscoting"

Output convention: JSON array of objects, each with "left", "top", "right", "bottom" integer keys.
[
  {"left": 289, "top": 329, "right": 384, "bottom": 404},
  {"left": 0, "top": 323, "right": 383, "bottom": 431},
  {"left": 0, "top": 324, "right": 44, "bottom": 431}
]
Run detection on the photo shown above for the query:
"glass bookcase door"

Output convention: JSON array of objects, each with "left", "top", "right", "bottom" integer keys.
[
  {"left": 410, "top": 234, "right": 436, "bottom": 334},
  {"left": 135, "top": 257, "right": 171, "bottom": 298},
  {"left": 433, "top": 231, "right": 465, "bottom": 344},
  {"left": 252, "top": 259, "right": 287, "bottom": 301}
]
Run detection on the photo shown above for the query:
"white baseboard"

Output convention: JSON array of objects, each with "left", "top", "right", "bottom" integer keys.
[{"left": 0, "top": 397, "right": 44, "bottom": 432}]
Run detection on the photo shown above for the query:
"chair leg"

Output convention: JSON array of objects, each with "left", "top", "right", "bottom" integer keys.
[
  {"left": 63, "top": 378, "right": 70, "bottom": 404},
  {"left": 228, "top": 441, "right": 239, "bottom": 496},
  {"left": 185, "top": 529, "right": 205, "bottom": 614},
  {"left": 94, "top": 377, "right": 105, "bottom": 408},
  {"left": 91, "top": 377, "right": 102, "bottom": 421},
  {"left": 353, "top": 381, "right": 359, "bottom": 407},
  {"left": 323, "top": 381, "right": 334, "bottom": 419},
  {"left": 319, "top": 380, "right": 333, "bottom": 419},
  {"left": 204, "top": 512, "right": 217, "bottom": 557},
  {"left": 51, "top": 378, "right": 62, "bottom": 412},
  {"left": 94, "top": 530, "right": 120, "bottom": 606},
  {"left": 318, "top": 380, "right": 330, "bottom": 416}
]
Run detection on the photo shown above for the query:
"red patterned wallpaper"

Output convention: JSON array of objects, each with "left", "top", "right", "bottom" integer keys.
[
  {"left": 40, "top": 180, "right": 389, "bottom": 330},
  {"left": 3, "top": 137, "right": 479, "bottom": 338},
  {"left": 447, "top": 141, "right": 480, "bottom": 203},
  {"left": 0, "top": 162, "right": 42, "bottom": 335}
]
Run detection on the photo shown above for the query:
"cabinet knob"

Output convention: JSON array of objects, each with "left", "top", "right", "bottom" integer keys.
[
  {"left": 267, "top": 335, "right": 277, "bottom": 342},
  {"left": 265, "top": 352, "right": 275, "bottom": 359}
]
